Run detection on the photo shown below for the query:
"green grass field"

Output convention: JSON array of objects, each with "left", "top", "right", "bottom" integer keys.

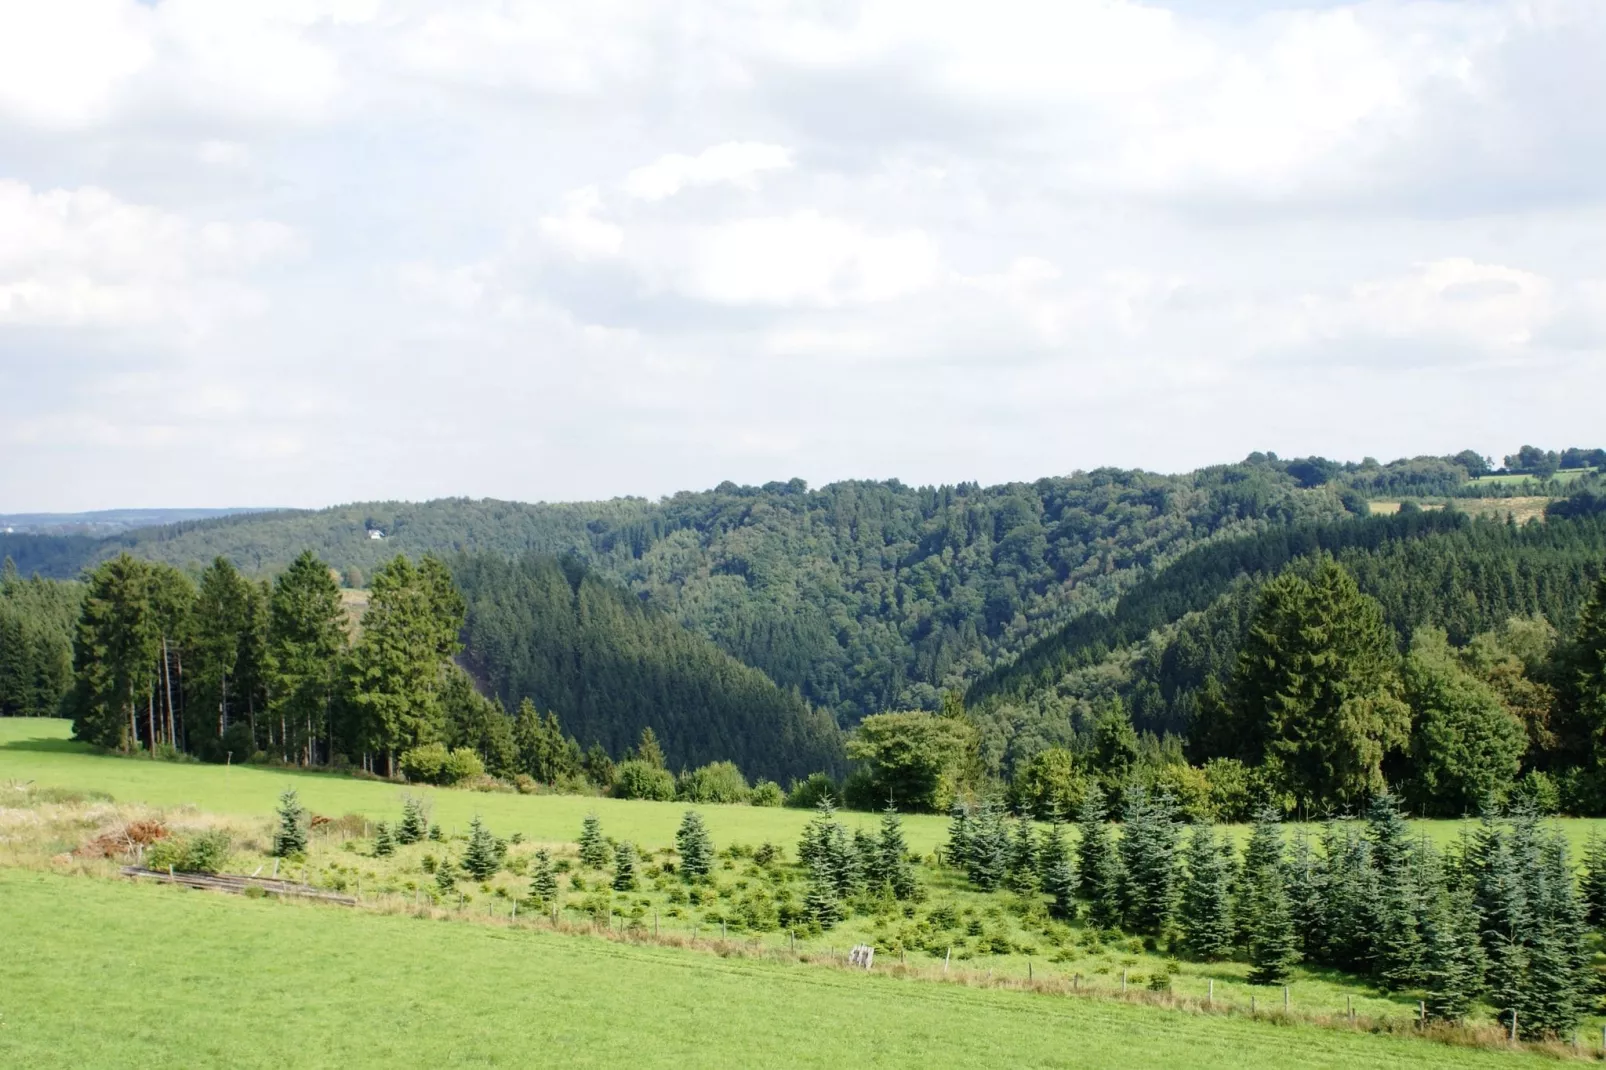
[
  {"left": 0, "top": 868, "right": 1563, "bottom": 1069},
  {"left": 1474, "top": 468, "right": 1596, "bottom": 487}
]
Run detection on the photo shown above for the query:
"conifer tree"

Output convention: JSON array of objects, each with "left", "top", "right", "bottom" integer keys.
[
  {"left": 1317, "top": 820, "right": 1378, "bottom": 973},
  {"left": 612, "top": 841, "right": 637, "bottom": 891},
  {"left": 635, "top": 726, "right": 667, "bottom": 769},
  {"left": 1283, "top": 832, "right": 1326, "bottom": 960},
  {"left": 397, "top": 796, "right": 427, "bottom": 845},
  {"left": 271, "top": 788, "right": 308, "bottom": 857},
  {"left": 373, "top": 820, "right": 395, "bottom": 857},
  {"left": 1180, "top": 824, "right": 1234, "bottom": 961},
  {"left": 528, "top": 848, "right": 558, "bottom": 907},
  {"left": 875, "top": 807, "right": 917, "bottom": 900},
  {"left": 676, "top": 810, "right": 715, "bottom": 881},
  {"left": 1423, "top": 886, "right": 1485, "bottom": 1021},
  {"left": 1006, "top": 817, "right": 1039, "bottom": 894},
  {"left": 578, "top": 812, "right": 609, "bottom": 869},
  {"left": 1579, "top": 833, "right": 1606, "bottom": 928},
  {"left": 1036, "top": 815, "right": 1069, "bottom": 885},
  {"left": 965, "top": 798, "right": 1009, "bottom": 891},
  {"left": 945, "top": 799, "right": 974, "bottom": 872},
  {"left": 463, "top": 815, "right": 499, "bottom": 880},
  {"left": 1119, "top": 786, "right": 1179, "bottom": 936},
  {"left": 435, "top": 856, "right": 456, "bottom": 896},
  {"left": 1076, "top": 784, "right": 1124, "bottom": 928},
  {"left": 1368, "top": 793, "right": 1423, "bottom": 989},
  {"left": 1246, "top": 858, "right": 1299, "bottom": 985},
  {"left": 853, "top": 826, "right": 880, "bottom": 881},
  {"left": 806, "top": 870, "right": 843, "bottom": 928},
  {"left": 798, "top": 798, "right": 859, "bottom": 897}
]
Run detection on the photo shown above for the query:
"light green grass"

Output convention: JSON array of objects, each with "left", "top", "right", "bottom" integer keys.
[
  {"left": 1475, "top": 468, "right": 1595, "bottom": 487},
  {"left": 0, "top": 868, "right": 1559, "bottom": 1069},
  {"left": 0, "top": 718, "right": 948, "bottom": 852}
]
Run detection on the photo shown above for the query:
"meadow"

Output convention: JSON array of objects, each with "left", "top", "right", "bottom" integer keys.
[{"left": 0, "top": 867, "right": 1570, "bottom": 1069}]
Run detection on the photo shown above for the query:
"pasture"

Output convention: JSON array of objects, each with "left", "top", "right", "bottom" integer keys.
[{"left": 0, "top": 868, "right": 1567, "bottom": 1069}]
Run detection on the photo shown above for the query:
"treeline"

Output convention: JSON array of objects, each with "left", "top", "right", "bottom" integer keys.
[
  {"left": 944, "top": 791, "right": 1595, "bottom": 1039},
  {"left": 0, "top": 560, "right": 78, "bottom": 716},
  {"left": 452, "top": 553, "right": 843, "bottom": 783}
]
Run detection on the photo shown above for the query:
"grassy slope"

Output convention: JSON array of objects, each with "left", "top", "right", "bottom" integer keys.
[
  {"left": 0, "top": 868, "right": 1555, "bottom": 1070},
  {"left": 0, "top": 719, "right": 942, "bottom": 851}
]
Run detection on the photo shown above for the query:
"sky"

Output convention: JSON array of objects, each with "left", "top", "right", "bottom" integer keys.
[{"left": 1, "top": 0, "right": 1603, "bottom": 511}]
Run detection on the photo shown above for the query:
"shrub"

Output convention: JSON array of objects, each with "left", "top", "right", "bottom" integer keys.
[
  {"left": 1511, "top": 769, "right": 1561, "bottom": 815},
  {"left": 443, "top": 748, "right": 487, "bottom": 784},
  {"left": 613, "top": 760, "right": 676, "bottom": 801},
  {"left": 678, "top": 761, "right": 749, "bottom": 804},
  {"left": 148, "top": 829, "right": 232, "bottom": 874},
  {"left": 400, "top": 743, "right": 450, "bottom": 784},
  {"left": 1202, "top": 758, "right": 1254, "bottom": 823},
  {"left": 785, "top": 773, "right": 838, "bottom": 809},
  {"left": 749, "top": 780, "right": 783, "bottom": 807}
]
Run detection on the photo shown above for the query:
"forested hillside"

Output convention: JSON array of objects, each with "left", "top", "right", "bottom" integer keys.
[
  {"left": 452, "top": 554, "right": 843, "bottom": 782},
  {"left": 1, "top": 462, "right": 1357, "bottom": 721},
  {"left": 0, "top": 560, "right": 77, "bottom": 717}
]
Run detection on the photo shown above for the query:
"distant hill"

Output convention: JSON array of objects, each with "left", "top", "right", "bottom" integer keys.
[{"left": 0, "top": 507, "right": 274, "bottom": 536}]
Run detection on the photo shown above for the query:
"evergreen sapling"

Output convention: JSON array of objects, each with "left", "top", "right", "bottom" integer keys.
[
  {"left": 676, "top": 810, "right": 715, "bottom": 882},
  {"left": 463, "top": 815, "right": 499, "bottom": 880},
  {"left": 578, "top": 812, "right": 610, "bottom": 870},
  {"left": 271, "top": 788, "right": 307, "bottom": 858}
]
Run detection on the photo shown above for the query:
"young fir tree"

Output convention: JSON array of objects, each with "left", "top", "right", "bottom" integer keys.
[
  {"left": 578, "top": 812, "right": 610, "bottom": 870},
  {"left": 1519, "top": 830, "right": 1590, "bottom": 1039},
  {"left": 1245, "top": 858, "right": 1300, "bottom": 985},
  {"left": 966, "top": 798, "right": 1009, "bottom": 891},
  {"left": 1283, "top": 831, "right": 1327, "bottom": 961},
  {"left": 945, "top": 799, "right": 974, "bottom": 873},
  {"left": 434, "top": 856, "right": 456, "bottom": 896},
  {"left": 1036, "top": 813, "right": 1069, "bottom": 885},
  {"left": 1006, "top": 817, "right": 1039, "bottom": 894},
  {"left": 805, "top": 869, "right": 844, "bottom": 928},
  {"left": 1579, "top": 833, "right": 1606, "bottom": 929},
  {"left": 1076, "top": 784, "right": 1124, "bottom": 929},
  {"left": 1236, "top": 806, "right": 1285, "bottom": 948},
  {"left": 1119, "top": 786, "right": 1180, "bottom": 936},
  {"left": 1041, "top": 841, "right": 1078, "bottom": 921},
  {"left": 798, "top": 798, "right": 859, "bottom": 897},
  {"left": 1180, "top": 824, "right": 1234, "bottom": 961},
  {"left": 463, "top": 816, "right": 499, "bottom": 880},
  {"left": 373, "top": 820, "right": 395, "bottom": 857},
  {"left": 612, "top": 840, "right": 637, "bottom": 891},
  {"left": 528, "top": 848, "right": 559, "bottom": 907},
  {"left": 1318, "top": 820, "right": 1379, "bottom": 973},
  {"left": 1367, "top": 793, "right": 1423, "bottom": 989},
  {"left": 271, "top": 788, "right": 308, "bottom": 857},
  {"left": 1422, "top": 886, "right": 1485, "bottom": 1022},
  {"left": 676, "top": 810, "right": 715, "bottom": 882},
  {"left": 853, "top": 827, "right": 880, "bottom": 882},
  {"left": 397, "top": 796, "right": 427, "bottom": 845},
  {"left": 875, "top": 807, "right": 918, "bottom": 901}
]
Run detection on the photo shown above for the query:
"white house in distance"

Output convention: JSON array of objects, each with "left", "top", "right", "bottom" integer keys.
[{"left": 368, "top": 529, "right": 385, "bottom": 540}]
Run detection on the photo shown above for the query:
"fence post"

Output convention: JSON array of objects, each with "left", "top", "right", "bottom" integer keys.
[
  {"left": 944, "top": 946, "right": 951, "bottom": 973},
  {"left": 1121, "top": 969, "right": 1127, "bottom": 993},
  {"left": 1207, "top": 979, "right": 1213, "bottom": 1006},
  {"left": 1417, "top": 1001, "right": 1425, "bottom": 1027},
  {"left": 1509, "top": 1011, "right": 1517, "bottom": 1045},
  {"left": 1073, "top": 973, "right": 1080, "bottom": 993},
  {"left": 1283, "top": 986, "right": 1289, "bottom": 1012},
  {"left": 1027, "top": 959, "right": 1032, "bottom": 982},
  {"left": 1347, "top": 996, "right": 1354, "bottom": 1025},
  {"left": 1251, "top": 995, "right": 1256, "bottom": 1015}
]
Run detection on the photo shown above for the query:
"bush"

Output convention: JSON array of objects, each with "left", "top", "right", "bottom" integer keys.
[
  {"left": 1202, "top": 758, "right": 1254, "bottom": 823},
  {"left": 749, "top": 780, "right": 784, "bottom": 807},
  {"left": 678, "top": 761, "right": 749, "bottom": 804},
  {"left": 1143, "top": 763, "right": 1212, "bottom": 822},
  {"left": 400, "top": 743, "right": 486, "bottom": 786},
  {"left": 147, "top": 829, "right": 232, "bottom": 874},
  {"left": 786, "top": 772, "right": 838, "bottom": 809},
  {"left": 613, "top": 760, "right": 676, "bottom": 801},
  {"left": 1512, "top": 769, "right": 1561, "bottom": 815},
  {"left": 1007, "top": 748, "right": 1088, "bottom": 820}
]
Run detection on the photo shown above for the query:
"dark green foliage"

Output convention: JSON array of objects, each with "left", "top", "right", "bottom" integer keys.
[
  {"left": 1367, "top": 794, "right": 1423, "bottom": 989},
  {"left": 944, "top": 800, "right": 972, "bottom": 872},
  {"left": 186, "top": 557, "right": 267, "bottom": 762},
  {"left": 267, "top": 551, "right": 347, "bottom": 765},
  {"left": 1180, "top": 824, "right": 1234, "bottom": 960},
  {"left": 434, "top": 857, "right": 456, "bottom": 895},
  {"left": 397, "top": 796, "right": 427, "bottom": 845},
  {"left": 453, "top": 553, "right": 843, "bottom": 782},
  {"left": 873, "top": 807, "right": 918, "bottom": 900},
  {"left": 373, "top": 821, "right": 394, "bottom": 857},
  {"left": 1241, "top": 810, "right": 1299, "bottom": 986},
  {"left": 797, "top": 799, "right": 859, "bottom": 899},
  {"left": 442, "top": 670, "right": 516, "bottom": 779},
  {"left": 1422, "top": 886, "right": 1485, "bottom": 1022},
  {"left": 1403, "top": 629, "right": 1526, "bottom": 814},
  {"left": 612, "top": 841, "right": 637, "bottom": 891},
  {"left": 1283, "top": 832, "right": 1326, "bottom": 961},
  {"left": 1006, "top": 818, "right": 1038, "bottom": 894},
  {"left": 676, "top": 761, "right": 749, "bottom": 803},
  {"left": 528, "top": 848, "right": 558, "bottom": 906},
  {"left": 513, "top": 699, "right": 583, "bottom": 784},
  {"left": 0, "top": 562, "right": 78, "bottom": 718},
  {"left": 613, "top": 760, "right": 676, "bottom": 800},
  {"left": 963, "top": 799, "right": 1008, "bottom": 891},
  {"left": 1008, "top": 748, "right": 1087, "bottom": 820},
  {"left": 1038, "top": 822, "right": 1077, "bottom": 920},
  {"left": 1579, "top": 834, "right": 1606, "bottom": 928},
  {"left": 1118, "top": 786, "right": 1180, "bottom": 936},
  {"left": 271, "top": 788, "right": 307, "bottom": 858},
  {"left": 578, "top": 813, "right": 609, "bottom": 870},
  {"left": 1314, "top": 821, "right": 1378, "bottom": 973},
  {"left": 1075, "top": 785, "right": 1123, "bottom": 928},
  {"left": 462, "top": 816, "right": 499, "bottom": 880},
  {"left": 676, "top": 811, "right": 714, "bottom": 881}
]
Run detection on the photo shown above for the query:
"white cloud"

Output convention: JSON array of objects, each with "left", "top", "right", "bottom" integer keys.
[
  {"left": 622, "top": 142, "right": 794, "bottom": 201},
  {"left": 0, "top": 181, "right": 297, "bottom": 329},
  {"left": 537, "top": 187, "right": 624, "bottom": 261}
]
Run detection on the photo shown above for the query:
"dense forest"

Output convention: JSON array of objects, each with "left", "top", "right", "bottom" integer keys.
[{"left": 452, "top": 553, "right": 842, "bottom": 782}]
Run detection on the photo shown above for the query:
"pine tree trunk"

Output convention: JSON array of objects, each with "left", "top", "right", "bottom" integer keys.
[
  {"left": 146, "top": 683, "right": 156, "bottom": 752},
  {"left": 161, "top": 637, "right": 175, "bottom": 751}
]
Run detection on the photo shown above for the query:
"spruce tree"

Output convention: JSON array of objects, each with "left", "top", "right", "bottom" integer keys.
[
  {"left": 1318, "top": 820, "right": 1378, "bottom": 973},
  {"left": 945, "top": 799, "right": 974, "bottom": 873},
  {"left": 397, "top": 796, "right": 427, "bottom": 845},
  {"left": 1423, "top": 886, "right": 1485, "bottom": 1022},
  {"left": 798, "top": 798, "right": 859, "bottom": 897},
  {"left": 1246, "top": 859, "right": 1299, "bottom": 985},
  {"left": 966, "top": 798, "right": 1008, "bottom": 891},
  {"left": 1368, "top": 793, "right": 1423, "bottom": 989},
  {"left": 805, "top": 870, "right": 843, "bottom": 928},
  {"left": 1076, "top": 784, "right": 1124, "bottom": 928},
  {"left": 676, "top": 810, "right": 715, "bottom": 882},
  {"left": 1283, "top": 832, "right": 1326, "bottom": 961},
  {"left": 1036, "top": 815, "right": 1069, "bottom": 886},
  {"left": 373, "top": 820, "right": 395, "bottom": 857},
  {"left": 578, "top": 812, "right": 609, "bottom": 869},
  {"left": 876, "top": 807, "right": 917, "bottom": 900},
  {"left": 271, "top": 788, "right": 308, "bottom": 857},
  {"left": 612, "top": 841, "right": 637, "bottom": 891},
  {"left": 528, "top": 848, "right": 558, "bottom": 907},
  {"left": 1579, "top": 833, "right": 1606, "bottom": 928},
  {"left": 1119, "top": 786, "right": 1179, "bottom": 936},
  {"left": 435, "top": 856, "right": 456, "bottom": 896},
  {"left": 1006, "top": 817, "right": 1039, "bottom": 894},
  {"left": 1180, "top": 824, "right": 1234, "bottom": 961},
  {"left": 463, "top": 815, "right": 499, "bottom": 880}
]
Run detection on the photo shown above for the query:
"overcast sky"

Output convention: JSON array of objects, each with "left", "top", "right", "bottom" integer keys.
[{"left": 2, "top": 0, "right": 1603, "bottom": 511}]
